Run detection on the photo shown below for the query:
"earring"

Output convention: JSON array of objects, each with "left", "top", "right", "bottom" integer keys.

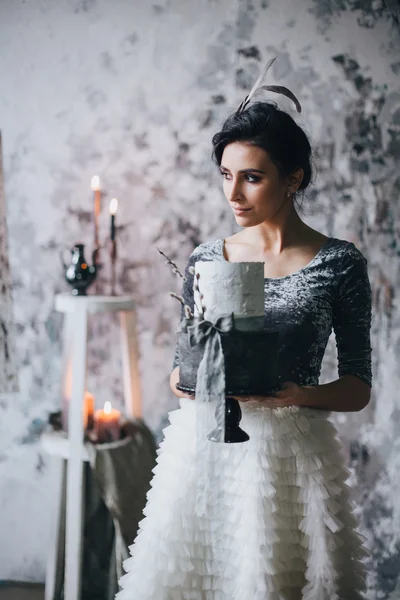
[{"left": 286, "top": 189, "right": 291, "bottom": 197}]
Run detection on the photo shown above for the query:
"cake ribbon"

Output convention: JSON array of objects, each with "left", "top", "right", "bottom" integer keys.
[{"left": 186, "top": 313, "right": 234, "bottom": 517}]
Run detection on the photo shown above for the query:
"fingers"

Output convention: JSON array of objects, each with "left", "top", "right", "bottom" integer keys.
[
  {"left": 231, "top": 395, "right": 274, "bottom": 403},
  {"left": 230, "top": 395, "right": 251, "bottom": 402},
  {"left": 175, "top": 391, "right": 195, "bottom": 400},
  {"left": 230, "top": 395, "right": 285, "bottom": 407}
]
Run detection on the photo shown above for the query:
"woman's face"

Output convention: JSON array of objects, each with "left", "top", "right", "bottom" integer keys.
[{"left": 219, "top": 142, "right": 298, "bottom": 226}]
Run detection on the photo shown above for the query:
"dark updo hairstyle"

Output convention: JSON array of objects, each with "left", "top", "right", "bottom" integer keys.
[{"left": 211, "top": 101, "right": 315, "bottom": 214}]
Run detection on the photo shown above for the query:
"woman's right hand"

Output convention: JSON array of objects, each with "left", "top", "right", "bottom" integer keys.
[
  {"left": 230, "top": 394, "right": 280, "bottom": 408},
  {"left": 170, "top": 367, "right": 195, "bottom": 399}
]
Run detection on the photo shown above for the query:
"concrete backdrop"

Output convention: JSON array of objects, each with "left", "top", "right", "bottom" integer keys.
[{"left": 0, "top": 0, "right": 399, "bottom": 597}]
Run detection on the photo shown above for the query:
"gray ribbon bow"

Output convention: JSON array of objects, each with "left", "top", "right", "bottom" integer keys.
[
  {"left": 187, "top": 313, "right": 234, "bottom": 411},
  {"left": 186, "top": 313, "right": 234, "bottom": 516}
]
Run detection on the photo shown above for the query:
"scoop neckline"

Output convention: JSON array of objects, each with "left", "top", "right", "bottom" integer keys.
[{"left": 219, "top": 236, "right": 335, "bottom": 281}]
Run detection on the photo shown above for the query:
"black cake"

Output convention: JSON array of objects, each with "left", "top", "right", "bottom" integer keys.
[{"left": 176, "top": 315, "right": 280, "bottom": 396}]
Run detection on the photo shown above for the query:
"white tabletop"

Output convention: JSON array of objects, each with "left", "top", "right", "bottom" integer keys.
[{"left": 55, "top": 293, "right": 136, "bottom": 314}]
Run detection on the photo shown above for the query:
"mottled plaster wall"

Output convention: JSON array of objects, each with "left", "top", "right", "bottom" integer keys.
[{"left": 0, "top": 0, "right": 399, "bottom": 596}]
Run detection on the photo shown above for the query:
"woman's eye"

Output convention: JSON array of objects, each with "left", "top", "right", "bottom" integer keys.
[
  {"left": 245, "top": 174, "right": 260, "bottom": 183},
  {"left": 219, "top": 171, "right": 260, "bottom": 183}
]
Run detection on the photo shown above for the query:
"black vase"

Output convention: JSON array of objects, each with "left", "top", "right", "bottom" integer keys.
[{"left": 62, "top": 243, "right": 98, "bottom": 296}]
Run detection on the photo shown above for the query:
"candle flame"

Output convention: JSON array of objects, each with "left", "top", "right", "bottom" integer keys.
[
  {"left": 91, "top": 175, "right": 101, "bottom": 191},
  {"left": 110, "top": 198, "right": 118, "bottom": 215},
  {"left": 104, "top": 400, "right": 112, "bottom": 414}
]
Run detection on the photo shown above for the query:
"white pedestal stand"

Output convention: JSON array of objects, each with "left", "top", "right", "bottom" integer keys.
[{"left": 42, "top": 294, "right": 142, "bottom": 600}]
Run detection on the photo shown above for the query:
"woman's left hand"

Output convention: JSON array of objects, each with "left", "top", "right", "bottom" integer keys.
[{"left": 231, "top": 381, "right": 303, "bottom": 408}]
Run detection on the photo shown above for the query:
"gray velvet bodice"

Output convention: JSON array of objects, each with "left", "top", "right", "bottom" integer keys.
[{"left": 172, "top": 237, "right": 372, "bottom": 388}]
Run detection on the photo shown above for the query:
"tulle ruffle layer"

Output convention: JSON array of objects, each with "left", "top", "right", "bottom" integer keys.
[{"left": 116, "top": 399, "right": 369, "bottom": 600}]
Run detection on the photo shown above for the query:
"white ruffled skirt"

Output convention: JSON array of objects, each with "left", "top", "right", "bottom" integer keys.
[{"left": 116, "top": 398, "right": 369, "bottom": 600}]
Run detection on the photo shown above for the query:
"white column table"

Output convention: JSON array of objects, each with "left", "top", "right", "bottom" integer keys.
[{"left": 42, "top": 294, "right": 142, "bottom": 600}]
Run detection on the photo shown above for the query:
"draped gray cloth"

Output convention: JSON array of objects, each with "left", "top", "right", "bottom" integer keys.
[
  {"left": 52, "top": 419, "right": 157, "bottom": 600},
  {"left": 87, "top": 420, "right": 157, "bottom": 582}
]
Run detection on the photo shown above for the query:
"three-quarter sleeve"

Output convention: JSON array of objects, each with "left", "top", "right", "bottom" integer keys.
[
  {"left": 171, "top": 250, "right": 197, "bottom": 371},
  {"left": 332, "top": 242, "right": 372, "bottom": 387}
]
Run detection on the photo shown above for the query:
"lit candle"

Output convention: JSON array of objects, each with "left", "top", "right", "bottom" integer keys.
[
  {"left": 91, "top": 175, "right": 101, "bottom": 247},
  {"left": 93, "top": 400, "right": 121, "bottom": 443},
  {"left": 110, "top": 198, "right": 118, "bottom": 241},
  {"left": 83, "top": 390, "right": 95, "bottom": 430},
  {"left": 61, "top": 376, "right": 94, "bottom": 433}
]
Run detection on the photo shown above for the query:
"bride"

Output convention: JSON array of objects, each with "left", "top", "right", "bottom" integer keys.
[{"left": 116, "top": 58, "right": 372, "bottom": 600}]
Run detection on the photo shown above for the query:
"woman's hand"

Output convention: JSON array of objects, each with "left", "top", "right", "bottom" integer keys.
[
  {"left": 231, "top": 381, "right": 303, "bottom": 408},
  {"left": 170, "top": 367, "right": 195, "bottom": 399},
  {"left": 178, "top": 389, "right": 195, "bottom": 400}
]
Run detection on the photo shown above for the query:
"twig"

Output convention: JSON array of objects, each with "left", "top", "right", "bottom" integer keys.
[
  {"left": 169, "top": 292, "right": 184, "bottom": 305},
  {"left": 156, "top": 248, "right": 184, "bottom": 279},
  {"left": 158, "top": 247, "right": 203, "bottom": 318}
]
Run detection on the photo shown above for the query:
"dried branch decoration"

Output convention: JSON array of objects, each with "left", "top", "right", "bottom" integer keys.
[
  {"left": 236, "top": 56, "right": 302, "bottom": 114},
  {"left": 157, "top": 247, "right": 184, "bottom": 279},
  {"left": 193, "top": 272, "right": 205, "bottom": 316},
  {"left": 169, "top": 292, "right": 185, "bottom": 305},
  {"left": 157, "top": 248, "right": 202, "bottom": 318}
]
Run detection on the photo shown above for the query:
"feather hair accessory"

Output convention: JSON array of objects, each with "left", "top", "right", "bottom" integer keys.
[{"left": 236, "top": 56, "right": 302, "bottom": 114}]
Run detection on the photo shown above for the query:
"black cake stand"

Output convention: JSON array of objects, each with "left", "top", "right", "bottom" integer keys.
[{"left": 208, "top": 397, "right": 249, "bottom": 443}]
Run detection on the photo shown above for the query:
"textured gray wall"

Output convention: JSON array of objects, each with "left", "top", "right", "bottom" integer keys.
[{"left": 0, "top": 0, "right": 399, "bottom": 596}]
